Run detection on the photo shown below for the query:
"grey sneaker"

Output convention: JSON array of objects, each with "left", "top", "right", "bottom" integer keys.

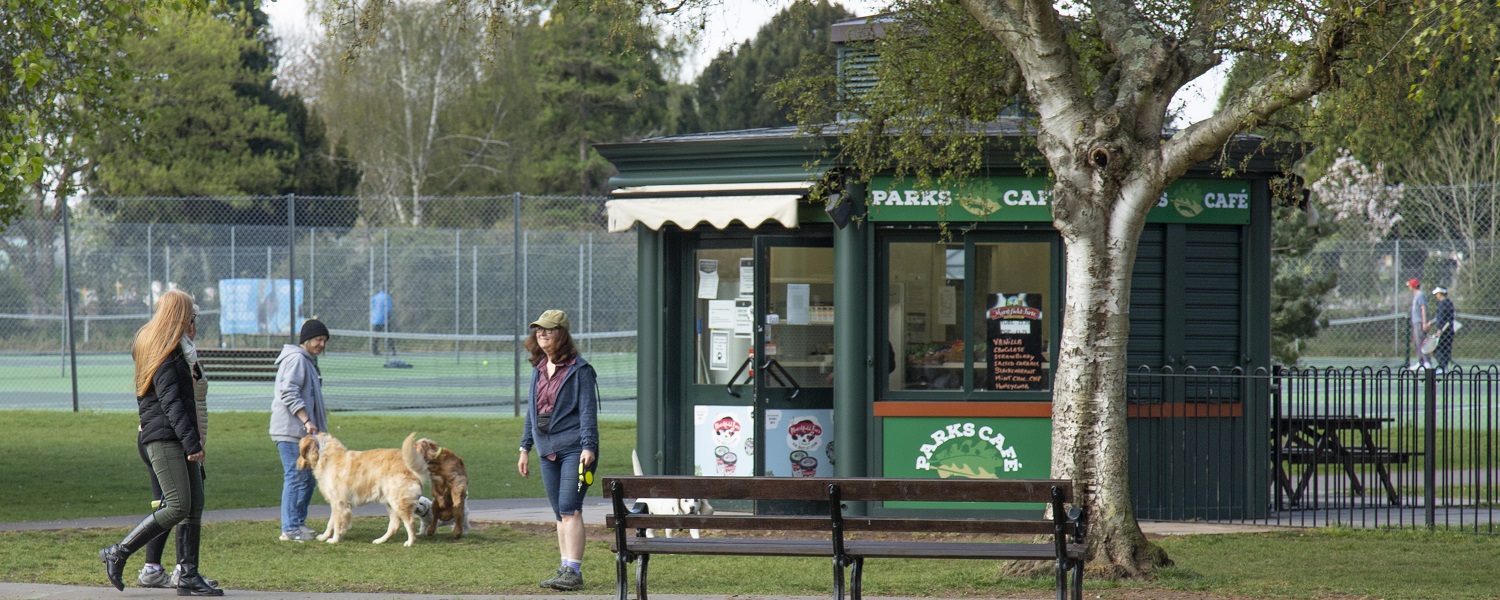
[
  {"left": 279, "top": 529, "right": 309, "bottom": 542},
  {"left": 137, "top": 566, "right": 170, "bottom": 588},
  {"left": 550, "top": 569, "right": 583, "bottom": 591},
  {"left": 539, "top": 567, "right": 568, "bottom": 589},
  {"left": 170, "top": 566, "right": 218, "bottom": 589},
  {"left": 296, "top": 525, "right": 318, "bottom": 537}
]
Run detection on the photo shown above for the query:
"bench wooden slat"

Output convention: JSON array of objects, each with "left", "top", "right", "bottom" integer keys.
[
  {"left": 196, "top": 349, "right": 280, "bottom": 382},
  {"left": 606, "top": 476, "right": 1074, "bottom": 504},
  {"left": 607, "top": 514, "right": 1073, "bottom": 536},
  {"left": 613, "top": 538, "right": 830, "bottom": 557},
  {"left": 846, "top": 540, "right": 1087, "bottom": 561},
  {"left": 607, "top": 515, "right": 830, "bottom": 531}
]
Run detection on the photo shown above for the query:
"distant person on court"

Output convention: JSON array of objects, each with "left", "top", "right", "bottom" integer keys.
[
  {"left": 99, "top": 289, "right": 223, "bottom": 596},
  {"left": 270, "top": 319, "right": 331, "bottom": 543},
  {"left": 1429, "top": 287, "right": 1456, "bottom": 372},
  {"left": 135, "top": 302, "right": 217, "bottom": 591},
  {"left": 517, "top": 309, "right": 600, "bottom": 592},
  {"left": 1407, "top": 278, "right": 1431, "bottom": 369},
  {"left": 370, "top": 289, "right": 394, "bottom": 355}
]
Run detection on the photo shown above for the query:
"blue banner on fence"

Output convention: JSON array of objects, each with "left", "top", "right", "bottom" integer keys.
[{"left": 219, "top": 278, "right": 304, "bottom": 335}]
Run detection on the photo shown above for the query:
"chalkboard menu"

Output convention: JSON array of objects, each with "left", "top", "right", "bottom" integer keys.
[{"left": 986, "top": 292, "right": 1047, "bottom": 390}]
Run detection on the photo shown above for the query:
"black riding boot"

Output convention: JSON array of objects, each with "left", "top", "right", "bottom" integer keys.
[
  {"left": 99, "top": 516, "right": 170, "bottom": 591},
  {"left": 174, "top": 523, "right": 223, "bottom": 596}
]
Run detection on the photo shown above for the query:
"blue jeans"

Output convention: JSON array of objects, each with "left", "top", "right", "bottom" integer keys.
[
  {"left": 539, "top": 447, "right": 589, "bottom": 521},
  {"left": 277, "top": 441, "right": 315, "bottom": 532}
]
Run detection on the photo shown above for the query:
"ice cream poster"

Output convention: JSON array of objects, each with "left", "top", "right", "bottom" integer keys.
[
  {"left": 694, "top": 405, "right": 755, "bottom": 477},
  {"left": 762, "top": 409, "right": 834, "bottom": 477},
  {"left": 986, "top": 292, "right": 1047, "bottom": 390}
]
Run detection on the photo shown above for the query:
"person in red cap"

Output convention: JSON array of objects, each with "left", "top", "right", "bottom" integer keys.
[{"left": 1407, "top": 278, "right": 1431, "bottom": 369}]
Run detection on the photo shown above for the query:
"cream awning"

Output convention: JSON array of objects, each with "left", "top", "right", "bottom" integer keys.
[{"left": 605, "top": 182, "right": 814, "bottom": 232}]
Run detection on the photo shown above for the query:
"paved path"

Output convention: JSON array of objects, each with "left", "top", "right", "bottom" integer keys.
[{"left": 0, "top": 499, "right": 1282, "bottom": 599}]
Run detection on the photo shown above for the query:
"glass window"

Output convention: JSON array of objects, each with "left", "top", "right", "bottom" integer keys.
[
  {"left": 886, "top": 239, "right": 1053, "bottom": 393},
  {"left": 888, "top": 243, "right": 965, "bottom": 391},
  {"left": 765, "top": 246, "right": 834, "bottom": 389},
  {"left": 973, "top": 242, "right": 1051, "bottom": 391},
  {"left": 694, "top": 247, "right": 753, "bottom": 385}
]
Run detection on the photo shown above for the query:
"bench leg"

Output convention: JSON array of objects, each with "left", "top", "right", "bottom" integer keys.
[
  {"left": 1055, "top": 559, "right": 1067, "bottom": 600},
  {"left": 832, "top": 557, "right": 845, "bottom": 600},
  {"left": 636, "top": 554, "right": 650, "bottom": 600},
  {"left": 1071, "top": 559, "right": 1082, "bottom": 600},
  {"left": 850, "top": 558, "right": 863, "bottom": 600},
  {"left": 615, "top": 552, "right": 629, "bottom": 600},
  {"left": 1375, "top": 464, "right": 1402, "bottom": 506}
]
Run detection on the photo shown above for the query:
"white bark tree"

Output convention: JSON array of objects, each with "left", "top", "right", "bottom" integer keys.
[
  {"left": 1398, "top": 92, "right": 1500, "bottom": 293},
  {"left": 308, "top": 1, "right": 497, "bottom": 225}
]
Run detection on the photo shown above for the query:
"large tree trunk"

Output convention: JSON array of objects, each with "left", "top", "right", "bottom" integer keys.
[{"left": 1050, "top": 185, "right": 1171, "bottom": 576}]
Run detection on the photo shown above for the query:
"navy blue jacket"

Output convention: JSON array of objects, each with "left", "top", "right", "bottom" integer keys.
[{"left": 520, "top": 356, "right": 599, "bottom": 457}]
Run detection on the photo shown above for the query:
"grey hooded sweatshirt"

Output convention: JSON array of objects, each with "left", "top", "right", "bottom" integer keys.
[{"left": 269, "top": 343, "right": 328, "bottom": 444}]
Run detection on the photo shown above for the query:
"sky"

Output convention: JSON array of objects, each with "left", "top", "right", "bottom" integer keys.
[{"left": 261, "top": 0, "right": 1225, "bottom": 125}]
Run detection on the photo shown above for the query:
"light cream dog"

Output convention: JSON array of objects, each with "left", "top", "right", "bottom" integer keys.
[
  {"left": 296, "top": 432, "right": 429, "bottom": 547},
  {"left": 631, "top": 449, "right": 712, "bottom": 538}
]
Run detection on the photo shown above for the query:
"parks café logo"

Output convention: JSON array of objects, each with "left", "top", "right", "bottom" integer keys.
[{"left": 913, "top": 422, "right": 1024, "bottom": 479}]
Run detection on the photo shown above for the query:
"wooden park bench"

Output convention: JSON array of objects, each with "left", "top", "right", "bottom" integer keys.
[
  {"left": 196, "top": 348, "right": 281, "bottom": 382},
  {"left": 604, "top": 475, "right": 1087, "bottom": 600}
]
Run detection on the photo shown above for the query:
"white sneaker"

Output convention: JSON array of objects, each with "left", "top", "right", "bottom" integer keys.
[{"left": 280, "top": 529, "right": 309, "bottom": 542}]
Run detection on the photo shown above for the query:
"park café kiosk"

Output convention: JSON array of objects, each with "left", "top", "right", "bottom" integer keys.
[{"left": 598, "top": 121, "right": 1292, "bottom": 520}]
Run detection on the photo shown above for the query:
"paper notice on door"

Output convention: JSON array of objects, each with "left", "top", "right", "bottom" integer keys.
[
  {"left": 738, "top": 257, "right": 755, "bottom": 296},
  {"left": 707, "top": 300, "right": 736, "bottom": 331},
  {"left": 734, "top": 299, "right": 754, "bottom": 338},
  {"left": 787, "top": 283, "right": 811, "bottom": 325},
  {"left": 709, "top": 331, "right": 730, "bottom": 371},
  {"left": 938, "top": 285, "right": 957, "bottom": 325},
  {"left": 697, "top": 259, "right": 720, "bottom": 299}
]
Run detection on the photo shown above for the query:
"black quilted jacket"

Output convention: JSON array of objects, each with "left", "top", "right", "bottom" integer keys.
[{"left": 137, "top": 348, "right": 203, "bottom": 456}]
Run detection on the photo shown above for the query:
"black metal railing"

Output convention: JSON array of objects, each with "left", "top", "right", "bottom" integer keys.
[{"left": 1126, "top": 365, "right": 1500, "bottom": 532}]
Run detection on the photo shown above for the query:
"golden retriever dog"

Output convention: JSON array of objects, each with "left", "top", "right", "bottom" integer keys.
[
  {"left": 413, "top": 437, "right": 470, "bottom": 539},
  {"left": 296, "top": 432, "right": 429, "bottom": 547}
]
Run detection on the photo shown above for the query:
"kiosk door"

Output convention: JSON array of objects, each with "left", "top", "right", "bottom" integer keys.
[{"left": 686, "top": 236, "right": 834, "bottom": 481}]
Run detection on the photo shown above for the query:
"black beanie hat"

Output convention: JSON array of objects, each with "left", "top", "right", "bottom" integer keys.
[{"left": 299, "top": 319, "right": 330, "bottom": 344}]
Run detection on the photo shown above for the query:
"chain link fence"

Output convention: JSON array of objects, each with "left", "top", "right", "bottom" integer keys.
[
  {"left": 1291, "top": 224, "right": 1500, "bottom": 367},
  {"left": 0, "top": 195, "right": 637, "bottom": 415}
]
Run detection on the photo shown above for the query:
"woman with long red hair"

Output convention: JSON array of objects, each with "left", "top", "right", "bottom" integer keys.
[{"left": 99, "top": 289, "right": 222, "bottom": 596}]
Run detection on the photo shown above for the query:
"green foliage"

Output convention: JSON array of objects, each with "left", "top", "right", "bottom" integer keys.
[
  {"left": 1270, "top": 198, "right": 1336, "bottom": 365},
  {"left": 90, "top": 9, "right": 293, "bottom": 197},
  {"left": 680, "top": 0, "right": 853, "bottom": 133},
  {"left": 0, "top": 0, "right": 179, "bottom": 225},
  {"left": 527, "top": 0, "right": 678, "bottom": 196}
]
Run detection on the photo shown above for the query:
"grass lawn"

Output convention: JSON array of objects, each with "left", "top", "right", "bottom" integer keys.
[
  {"left": 0, "top": 410, "right": 635, "bottom": 522},
  {"left": 7, "top": 411, "right": 1500, "bottom": 598}
]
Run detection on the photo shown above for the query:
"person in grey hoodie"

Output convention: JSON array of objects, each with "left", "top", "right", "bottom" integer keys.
[{"left": 270, "top": 319, "right": 330, "bottom": 542}]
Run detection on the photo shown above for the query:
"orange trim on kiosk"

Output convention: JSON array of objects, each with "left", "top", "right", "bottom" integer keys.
[
  {"left": 873, "top": 402, "right": 1243, "bottom": 418},
  {"left": 873, "top": 402, "right": 1052, "bottom": 418}
]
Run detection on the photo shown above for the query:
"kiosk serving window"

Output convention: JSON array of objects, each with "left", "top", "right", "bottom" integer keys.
[{"left": 886, "top": 238, "right": 1055, "bottom": 394}]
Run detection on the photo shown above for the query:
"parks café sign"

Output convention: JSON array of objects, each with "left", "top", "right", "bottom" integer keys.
[{"left": 865, "top": 176, "right": 1251, "bottom": 224}]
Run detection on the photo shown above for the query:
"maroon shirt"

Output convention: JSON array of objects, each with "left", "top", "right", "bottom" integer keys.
[{"left": 535, "top": 355, "right": 576, "bottom": 416}]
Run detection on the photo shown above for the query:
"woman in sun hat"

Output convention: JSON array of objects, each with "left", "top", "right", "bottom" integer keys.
[{"left": 517, "top": 309, "right": 599, "bottom": 592}]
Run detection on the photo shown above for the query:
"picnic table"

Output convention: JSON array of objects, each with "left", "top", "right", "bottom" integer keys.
[{"left": 1273, "top": 415, "right": 1415, "bottom": 507}]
